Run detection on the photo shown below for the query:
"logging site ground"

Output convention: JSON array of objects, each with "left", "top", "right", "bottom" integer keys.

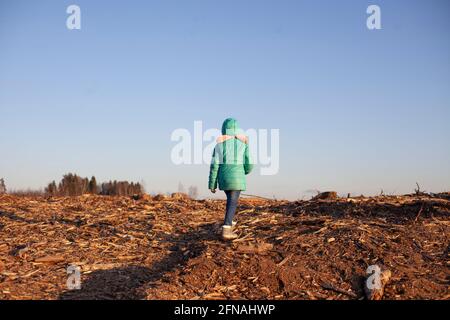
[{"left": 0, "top": 193, "right": 449, "bottom": 300}]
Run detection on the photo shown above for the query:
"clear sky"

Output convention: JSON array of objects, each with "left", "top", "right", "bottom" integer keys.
[{"left": 1, "top": 0, "right": 449, "bottom": 199}]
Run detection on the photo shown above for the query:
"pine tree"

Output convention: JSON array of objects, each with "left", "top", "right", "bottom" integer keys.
[
  {"left": 88, "top": 176, "right": 98, "bottom": 194},
  {"left": 45, "top": 181, "right": 58, "bottom": 196}
]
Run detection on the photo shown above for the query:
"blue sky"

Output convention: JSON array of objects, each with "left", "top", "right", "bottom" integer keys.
[{"left": 1, "top": 0, "right": 449, "bottom": 199}]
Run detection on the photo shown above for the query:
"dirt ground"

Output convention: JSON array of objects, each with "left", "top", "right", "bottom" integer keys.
[{"left": 0, "top": 193, "right": 449, "bottom": 300}]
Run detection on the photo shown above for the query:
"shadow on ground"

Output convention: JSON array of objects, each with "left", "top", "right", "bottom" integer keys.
[{"left": 59, "top": 222, "right": 221, "bottom": 300}]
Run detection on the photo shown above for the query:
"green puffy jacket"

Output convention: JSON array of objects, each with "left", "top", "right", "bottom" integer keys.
[{"left": 208, "top": 118, "right": 253, "bottom": 191}]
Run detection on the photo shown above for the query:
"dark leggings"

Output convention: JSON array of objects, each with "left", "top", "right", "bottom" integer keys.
[{"left": 224, "top": 190, "right": 241, "bottom": 226}]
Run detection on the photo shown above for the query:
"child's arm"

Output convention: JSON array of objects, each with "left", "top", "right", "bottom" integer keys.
[
  {"left": 244, "top": 144, "right": 253, "bottom": 175},
  {"left": 208, "top": 146, "right": 220, "bottom": 190}
]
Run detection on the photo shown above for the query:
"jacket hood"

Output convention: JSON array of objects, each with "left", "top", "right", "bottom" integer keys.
[{"left": 221, "top": 118, "right": 241, "bottom": 135}]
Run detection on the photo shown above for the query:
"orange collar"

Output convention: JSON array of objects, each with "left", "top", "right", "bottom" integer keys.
[{"left": 216, "top": 134, "right": 248, "bottom": 144}]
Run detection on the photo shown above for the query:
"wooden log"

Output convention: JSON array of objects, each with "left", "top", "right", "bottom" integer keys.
[{"left": 34, "top": 255, "right": 65, "bottom": 264}]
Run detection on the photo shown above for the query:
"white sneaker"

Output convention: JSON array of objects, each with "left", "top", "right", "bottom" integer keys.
[{"left": 222, "top": 225, "right": 238, "bottom": 240}]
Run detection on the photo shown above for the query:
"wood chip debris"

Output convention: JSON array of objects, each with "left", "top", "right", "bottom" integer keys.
[{"left": 0, "top": 192, "right": 448, "bottom": 300}]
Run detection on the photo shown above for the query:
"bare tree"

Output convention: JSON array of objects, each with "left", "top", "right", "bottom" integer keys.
[
  {"left": 414, "top": 182, "right": 426, "bottom": 195},
  {"left": 0, "top": 178, "right": 6, "bottom": 194},
  {"left": 188, "top": 185, "right": 198, "bottom": 200},
  {"left": 57, "top": 173, "right": 89, "bottom": 196}
]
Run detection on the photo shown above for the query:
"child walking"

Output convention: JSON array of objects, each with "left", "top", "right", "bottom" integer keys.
[{"left": 208, "top": 118, "right": 253, "bottom": 240}]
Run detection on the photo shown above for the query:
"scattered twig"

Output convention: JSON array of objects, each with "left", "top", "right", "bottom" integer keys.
[{"left": 276, "top": 253, "right": 294, "bottom": 267}]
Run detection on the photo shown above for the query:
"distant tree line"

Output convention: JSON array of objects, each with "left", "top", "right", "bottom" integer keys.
[
  {"left": 0, "top": 178, "right": 44, "bottom": 196},
  {"left": 2, "top": 176, "right": 200, "bottom": 199},
  {"left": 100, "top": 180, "right": 143, "bottom": 196},
  {"left": 45, "top": 173, "right": 143, "bottom": 196}
]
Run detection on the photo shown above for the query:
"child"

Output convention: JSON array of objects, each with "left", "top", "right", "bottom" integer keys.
[{"left": 208, "top": 118, "right": 253, "bottom": 240}]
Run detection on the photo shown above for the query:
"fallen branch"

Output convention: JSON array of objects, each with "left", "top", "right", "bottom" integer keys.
[
  {"left": 320, "top": 282, "right": 358, "bottom": 298},
  {"left": 241, "top": 193, "right": 275, "bottom": 201},
  {"left": 414, "top": 203, "right": 425, "bottom": 223}
]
